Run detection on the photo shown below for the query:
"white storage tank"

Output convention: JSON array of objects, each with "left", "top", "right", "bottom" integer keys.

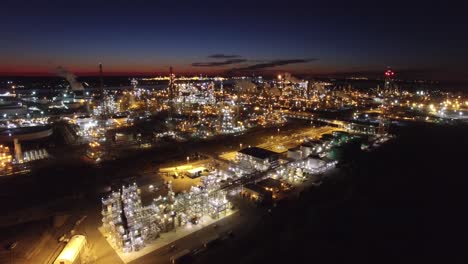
[{"left": 54, "top": 235, "right": 86, "bottom": 264}]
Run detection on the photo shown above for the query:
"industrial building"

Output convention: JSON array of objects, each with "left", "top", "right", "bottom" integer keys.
[
  {"left": 186, "top": 166, "right": 208, "bottom": 178},
  {"left": 241, "top": 183, "right": 272, "bottom": 204},
  {"left": 237, "top": 147, "right": 279, "bottom": 171},
  {"left": 287, "top": 139, "right": 327, "bottom": 160},
  {"left": 347, "top": 123, "right": 377, "bottom": 134},
  {"left": 287, "top": 146, "right": 302, "bottom": 160},
  {"left": 101, "top": 173, "right": 231, "bottom": 253},
  {"left": 0, "top": 125, "right": 53, "bottom": 142},
  {"left": 101, "top": 183, "right": 170, "bottom": 252},
  {"left": 256, "top": 178, "right": 286, "bottom": 193}
]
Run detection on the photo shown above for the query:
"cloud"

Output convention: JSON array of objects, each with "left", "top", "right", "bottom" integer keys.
[
  {"left": 229, "top": 59, "right": 318, "bottom": 72},
  {"left": 208, "top": 54, "right": 242, "bottom": 59},
  {"left": 192, "top": 59, "right": 247, "bottom": 67}
]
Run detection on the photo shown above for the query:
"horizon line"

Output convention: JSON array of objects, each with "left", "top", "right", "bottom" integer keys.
[{"left": 0, "top": 72, "right": 467, "bottom": 83}]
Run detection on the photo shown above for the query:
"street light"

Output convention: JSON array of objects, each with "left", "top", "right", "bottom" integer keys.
[
  {"left": 239, "top": 143, "right": 243, "bottom": 149},
  {"left": 187, "top": 156, "right": 189, "bottom": 164}
]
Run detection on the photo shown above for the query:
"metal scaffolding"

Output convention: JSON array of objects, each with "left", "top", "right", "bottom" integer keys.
[{"left": 101, "top": 176, "right": 230, "bottom": 253}]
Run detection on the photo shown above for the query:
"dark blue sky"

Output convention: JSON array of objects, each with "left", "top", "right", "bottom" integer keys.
[{"left": 1, "top": 0, "right": 467, "bottom": 80}]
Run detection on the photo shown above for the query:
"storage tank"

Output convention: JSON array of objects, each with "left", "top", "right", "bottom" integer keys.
[{"left": 54, "top": 235, "right": 86, "bottom": 264}]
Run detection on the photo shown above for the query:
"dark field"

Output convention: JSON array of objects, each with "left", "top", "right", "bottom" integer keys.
[{"left": 193, "top": 122, "right": 468, "bottom": 264}]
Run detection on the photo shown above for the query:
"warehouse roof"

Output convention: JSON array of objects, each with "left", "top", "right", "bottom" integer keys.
[{"left": 238, "top": 147, "right": 277, "bottom": 160}]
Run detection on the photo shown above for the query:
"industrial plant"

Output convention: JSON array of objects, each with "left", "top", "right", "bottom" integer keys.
[{"left": 0, "top": 65, "right": 466, "bottom": 264}]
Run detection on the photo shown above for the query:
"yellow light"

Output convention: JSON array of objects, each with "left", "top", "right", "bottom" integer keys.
[{"left": 54, "top": 235, "right": 86, "bottom": 264}]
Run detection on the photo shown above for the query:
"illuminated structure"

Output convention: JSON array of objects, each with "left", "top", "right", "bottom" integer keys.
[
  {"left": 0, "top": 145, "right": 13, "bottom": 174},
  {"left": 272, "top": 157, "right": 337, "bottom": 183},
  {"left": 13, "top": 138, "right": 22, "bottom": 163},
  {"left": 101, "top": 183, "right": 152, "bottom": 252},
  {"left": 130, "top": 78, "right": 138, "bottom": 89},
  {"left": 176, "top": 174, "right": 230, "bottom": 221},
  {"left": 237, "top": 147, "right": 279, "bottom": 171},
  {"left": 23, "top": 149, "right": 49, "bottom": 162},
  {"left": 384, "top": 67, "right": 395, "bottom": 92},
  {"left": 101, "top": 178, "right": 230, "bottom": 253},
  {"left": 218, "top": 104, "right": 240, "bottom": 134},
  {"left": 242, "top": 183, "right": 272, "bottom": 203},
  {"left": 168, "top": 66, "right": 177, "bottom": 119},
  {"left": 378, "top": 68, "right": 395, "bottom": 135},
  {"left": 220, "top": 105, "right": 235, "bottom": 133},
  {"left": 94, "top": 92, "right": 117, "bottom": 118},
  {"left": 54, "top": 235, "right": 87, "bottom": 264}
]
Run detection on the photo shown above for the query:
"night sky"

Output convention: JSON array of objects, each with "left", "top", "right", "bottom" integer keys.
[{"left": 1, "top": 0, "right": 467, "bottom": 80}]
